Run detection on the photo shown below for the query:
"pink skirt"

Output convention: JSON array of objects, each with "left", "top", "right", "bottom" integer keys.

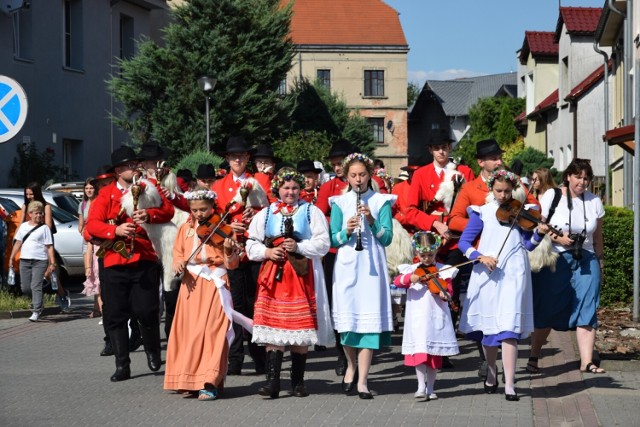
[{"left": 404, "top": 353, "right": 442, "bottom": 368}]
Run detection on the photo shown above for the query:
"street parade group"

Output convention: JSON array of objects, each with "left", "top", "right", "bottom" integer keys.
[{"left": 8, "top": 129, "right": 606, "bottom": 403}]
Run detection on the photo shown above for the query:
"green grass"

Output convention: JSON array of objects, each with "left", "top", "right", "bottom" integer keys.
[{"left": 0, "top": 289, "right": 56, "bottom": 311}]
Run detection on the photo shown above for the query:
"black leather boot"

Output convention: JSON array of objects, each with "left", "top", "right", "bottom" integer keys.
[
  {"left": 139, "top": 323, "right": 161, "bottom": 372},
  {"left": 258, "top": 350, "right": 283, "bottom": 398},
  {"left": 128, "top": 319, "right": 143, "bottom": 352},
  {"left": 109, "top": 328, "right": 131, "bottom": 382},
  {"left": 100, "top": 338, "right": 113, "bottom": 357},
  {"left": 335, "top": 331, "right": 347, "bottom": 376},
  {"left": 291, "top": 352, "right": 309, "bottom": 397}
]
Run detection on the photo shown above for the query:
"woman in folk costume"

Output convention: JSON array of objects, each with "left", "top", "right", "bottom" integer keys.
[
  {"left": 329, "top": 153, "right": 396, "bottom": 400},
  {"left": 393, "top": 231, "right": 459, "bottom": 401},
  {"left": 246, "top": 167, "right": 332, "bottom": 399},
  {"left": 458, "top": 169, "right": 550, "bottom": 402},
  {"left": 163, "top": 189, "right": 240, "bottom": 401}
]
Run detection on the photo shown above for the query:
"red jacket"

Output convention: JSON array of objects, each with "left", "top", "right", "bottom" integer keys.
[
  {"left": 254, "top": 171, "right": 277, "bottom": 204},
  {"left": 391, "top": 179, "right": 412, "bottom": 227},
  {"left": 85, "top": 181, "right": 175, "bottom": 267},
  {"left": 300, "top": 188, "right": 317, "bottom": 204},
  {"left": 315, "top": 176, "right": 348, "bottom": 255},
  {"left": 405, "top": 163, "right": 474, "bottom": 232}
]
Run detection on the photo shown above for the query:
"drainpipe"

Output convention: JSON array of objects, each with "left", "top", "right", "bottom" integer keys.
[
  {"left": 623, "top": 0, "right": 633, "bottom": 208},
  {"left": 592, "top": 42, "right": 610, "bottom": 205},
  {"left": 634, "top": 58, "right": 639, "bottom": 322}
]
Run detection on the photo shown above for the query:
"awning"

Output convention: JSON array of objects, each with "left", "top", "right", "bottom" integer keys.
[{"left": 603, "top": 124, "right": 635, "bottom": 155}]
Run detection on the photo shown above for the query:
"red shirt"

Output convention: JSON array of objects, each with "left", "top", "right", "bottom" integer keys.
[
  {"left": 85, "top": 181, "right": 175, "bottom": 267},
  {"left": 405, "top": 163, "right": 474, "bottom": 232}
]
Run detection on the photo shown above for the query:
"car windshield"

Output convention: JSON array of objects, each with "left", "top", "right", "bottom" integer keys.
[
  {"left": 0, "top": 197, "right": 21, "bottom": 215},
  {"left": 53, "top": 194, "right": 80, "bottom": 216},
  {"left": 50, "top": 204, "right": 77, "bottom": 224}
]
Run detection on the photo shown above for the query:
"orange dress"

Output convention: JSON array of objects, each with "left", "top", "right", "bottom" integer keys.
[{"left": 163, "top": 221, "right": 239, "bottom": 392}]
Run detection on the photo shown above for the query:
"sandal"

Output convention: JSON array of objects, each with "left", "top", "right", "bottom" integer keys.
[
  {"left": 580, "top": 362, "right": 606, "bottom": 374},
  {"left": 526, "top": 357, "right": 540, "bottom": 374},
  {"left": 198, "top": 388, "right": 218, "bottom": 401}
]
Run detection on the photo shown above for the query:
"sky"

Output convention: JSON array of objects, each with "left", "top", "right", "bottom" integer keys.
[{"left": 383, "top": 0, "right": 606, "bottom": 85}]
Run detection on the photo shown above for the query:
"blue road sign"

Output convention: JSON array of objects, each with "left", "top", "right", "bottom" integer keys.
[{"left": 0, "top": 75, "right": 29, "bottom": 144}]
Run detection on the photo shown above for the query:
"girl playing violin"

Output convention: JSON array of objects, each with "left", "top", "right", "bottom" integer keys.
[
  {"left": 392, "top": 231, "right": 459, "bottom": 401},
  {"left": 163, "top": 188, "right": 240, "bottom": 401},
  {"left": 458, "top": 169, "right": 549, "bottom": 402}
]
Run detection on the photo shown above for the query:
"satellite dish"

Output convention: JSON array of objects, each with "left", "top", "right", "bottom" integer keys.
[{"left": 1, "top": 0, "right": 26, "bottom": 15}]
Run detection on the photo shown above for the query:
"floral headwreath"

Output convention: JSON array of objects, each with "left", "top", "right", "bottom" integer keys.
[
  {"left": 342, "top": 152, "right": 374, "bottom": 172},
  {"left": 271, "top": 167, "right": 306, "bottom": 194},
  {"left": 184, "top": 189, "right": 217, "bottom": 201},
  {"left": 487, "top": 169, "right": 521, "bottom": 191},
  {"left": 412, "top": 231, "right": 441, "bottom": 253}
]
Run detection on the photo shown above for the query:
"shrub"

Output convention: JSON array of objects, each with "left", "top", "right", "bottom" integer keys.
[
  {"left": 600, "top": 206, "right": 634, "bottom": 307},
  {"left": 174, "top": 150, "right": 223, "bottom": 176}
]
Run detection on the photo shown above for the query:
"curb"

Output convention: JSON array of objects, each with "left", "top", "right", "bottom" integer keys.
[
  {"left": 600, "top": 358, "right": 640, "bottom": 372},
  {"left": 0, "top": 306, "right": 61, "bottom": 320}
]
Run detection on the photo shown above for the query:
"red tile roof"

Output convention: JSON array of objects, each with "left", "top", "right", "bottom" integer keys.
[
  {"left": 284, "top": 0, "right": 407, "bottom": 46},
  {"left": 527, "top": 89, "right": 559, "bottom": 119},
  {"left": 514, "top": 110, "right": 527, "bottom": 125},
  {"left": 555, "top": 7, "right": 602, "bottom": 42},
  {"left": 565, "top": 60, "right": 611, "bottom": 102},
  {"left": 519, "top": 31, "right": 558, "bottom": 64},
  {"left": 604, "top": 124, "right": 635, "bottom": 154}
]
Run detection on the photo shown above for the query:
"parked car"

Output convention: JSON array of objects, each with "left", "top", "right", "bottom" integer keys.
[
  {"left": 46, "top": 182, "right": 85, "bottom": 202},
  {"left": 0, "top": 188, "right": 80, "bottom": 217},
  {"left": 0, "top": 192, "right": 84, "bottom": 278}
]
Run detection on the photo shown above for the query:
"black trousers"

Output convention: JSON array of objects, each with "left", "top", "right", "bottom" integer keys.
[
  {"left": 227, "top": 260, "right": 265, "bottom": 371},
  {"left": 102, "top": 261, "right": 161, "bottom": 333},
  {"left": 163, "top": 287, "right": 179, "bottom": 340},
  {"left": 98, "top": 258, "right": 110, "bottom": 344}
]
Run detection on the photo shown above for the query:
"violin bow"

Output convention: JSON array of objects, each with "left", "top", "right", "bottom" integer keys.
[{"left": 495, "top": 176, "right": 538, "bottom": 262}]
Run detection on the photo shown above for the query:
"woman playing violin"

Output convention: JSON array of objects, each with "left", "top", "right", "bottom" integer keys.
[
  {"left": 457, "top": 169, "right": 549, "bottom": 402},
  {"left": 392, "top": 231, "right": 460, "bottom": 401},
  {"left": 164, "top": 188, "right": 240, "bottom": 401},
  {"left": 246, "top": 167, "right": 332, "bottom": 399}
]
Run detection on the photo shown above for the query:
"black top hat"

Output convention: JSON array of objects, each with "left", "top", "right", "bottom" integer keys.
[
  {"left": 475, "top": 138, "right": 504, "bottom": 159},
  {"left": 224, "top": 136, "right": 252, "bottom": 154},
  {"left": 297, "top": 160, "right": 322, "bottom": 174},
  {"left": 176, "top": 169, "right": 193, "bottom": 182},
  {"left": 328, "top": 139, "right": 354, "bottom": 159},
  {"left": 253, "top": 144, "right": 274, "bottom": 159},
  {"left": 196, "top": 164, "right": 216, "bottom": 180},
  {"left": 138, "top": 141, "right": 168, "bottom": 161},
  {"left": 425, "top": 128, "right": 454, "bottom": 146},
  {"left": 111, "top": 146, "right": 138, "bottom": 167},
  {"left": 95, "top": 164, "right": 115, "bottom": 178}
]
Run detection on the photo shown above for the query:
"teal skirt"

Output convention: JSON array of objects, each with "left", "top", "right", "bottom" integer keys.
[{"left": 340, "top": 332, "right": 392, "bottom": 350}]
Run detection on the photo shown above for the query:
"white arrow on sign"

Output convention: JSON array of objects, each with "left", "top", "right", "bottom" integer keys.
[{"left": 0, "top": 75, "right": 29, "bottom": 144}]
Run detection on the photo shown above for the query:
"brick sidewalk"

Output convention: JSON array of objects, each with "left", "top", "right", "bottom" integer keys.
[{"left": 0, "top": 296, "right": 638, "bottom": 426}]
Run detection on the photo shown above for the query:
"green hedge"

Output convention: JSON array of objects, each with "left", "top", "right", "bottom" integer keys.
[{"left": 601, "top": 206, "right": 634, "bottom": 306}]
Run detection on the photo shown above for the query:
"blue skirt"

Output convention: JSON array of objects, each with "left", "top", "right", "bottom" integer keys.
[
  {"left": 466, "top": 331, "right": 521, "bottom": 347},
  {"left": 340, "top": 332, "right": 392, "bottom": 350},
  {"left": 532, "top": 250, "right": 600, "bottom": 330}
]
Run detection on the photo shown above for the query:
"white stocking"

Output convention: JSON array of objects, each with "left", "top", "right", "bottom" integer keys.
[
  {"left": 415, "top": 364, "right": 427, "bottom": 393},
  {"left": 425, "top": 366, "right": 437, "bottom": 395},
  {"left": 501, "top": 339, "right": 518, "bottom": 395}
]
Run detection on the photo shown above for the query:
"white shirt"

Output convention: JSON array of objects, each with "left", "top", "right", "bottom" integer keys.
[
  {"left": 14, "top": 222, "right": 53, "bottom": 260},
  {"left": 540, "top": 188, "right": 604, "bottom": 253}
]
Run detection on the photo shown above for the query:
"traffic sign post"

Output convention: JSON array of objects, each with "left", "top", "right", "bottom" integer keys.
[{"left": 0, "top": 75, "right": 29, "bottom": 144}]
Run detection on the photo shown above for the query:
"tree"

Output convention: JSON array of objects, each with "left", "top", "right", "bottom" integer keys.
[
  {"left": 108, "top": 0, "right": 295, "bottom": 162},
  {"left": 8, "top": 143, "right": 64, "bottom": 187},
  {"left": 453, "top": 96, "right": 525, "bottom": 175},
  {"left": 511, "top": 146, "right": 559, "bottom": 180},
  {"left": 407, "top": 81, "right": 421, "bottom": 107}
]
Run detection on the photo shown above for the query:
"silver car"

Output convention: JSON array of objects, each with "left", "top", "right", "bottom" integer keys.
[{"left": 0, "top": 190, "right": 84, "bottom": 278}]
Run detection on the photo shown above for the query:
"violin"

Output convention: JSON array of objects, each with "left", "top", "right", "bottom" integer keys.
[
  {"left": 496, "top": 199, "right": 564, "bottom": 237},
  {"left": 413, "top": 263, "right": 459, "bottom": 312},
  {"left": 196, "top": 213, "right": 236, "bottom": 246}
]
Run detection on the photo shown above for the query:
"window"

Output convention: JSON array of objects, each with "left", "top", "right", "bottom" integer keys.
[
  {"left": 120, "top": 15, "right": 134, "bottom": 60},
  {"left": 277, "top": 79, "right": 287, "bottom": 96},
  {"left": 364, "top": 70, "right": 384, "bottom": 97},
  {"left": 368, "top": 118, "right": 385, "bottom": 144},
  {"left": 317, "top": 69, "right": 331, "bottom": 90},
  {"left": 12, "top": 8, "right": 33, "bottom": 60},
  {"left": 431, "top": 123, "right": 440, "bottom": 130},
  {"left": 64, "top": 0, "right": 84, "bottom": 70}
]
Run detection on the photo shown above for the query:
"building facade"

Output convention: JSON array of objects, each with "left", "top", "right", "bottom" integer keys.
[{"left": 0, "top": 0, "right": 169, "bottom": 186}]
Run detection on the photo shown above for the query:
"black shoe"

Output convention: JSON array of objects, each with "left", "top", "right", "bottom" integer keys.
[
  {"left": 342, "top": 375, "right": 357, "bottom": 394},
  {"left": 358, "top": 391, "right": 373, "bottom": 400},
  {"left": 110, "top": 366, "right": 131, "bottom": 382},
  {"left": 100, "top": 341, "right": 114, "bottom": 357},
  {"left": 505, "top": 392, "right": 520, "bottom": 402},
  {"left": 146, "top": 350, "right": 161, "bottom": 372},
  {"left": 292, "top": 382, "right": 309, "bottom": 398},
  {"left": 484, "top": 378, "right": 499, "bottom": 394},
  {"left": 227, "top": 367, "right": 241, "bottom": 376}
]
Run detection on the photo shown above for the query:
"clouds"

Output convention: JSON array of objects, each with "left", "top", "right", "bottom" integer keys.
[{"left": 408, "top": 69, "right": 482, "bottom": 87}]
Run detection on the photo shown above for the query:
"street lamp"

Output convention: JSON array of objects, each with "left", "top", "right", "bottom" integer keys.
[{"left": 197, "top": 76, "right": 217, "bottom": 152}]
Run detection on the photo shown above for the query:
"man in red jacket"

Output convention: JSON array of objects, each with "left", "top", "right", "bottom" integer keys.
[
  {"left": 86, "top": 146, "right": 175, "bottom": 382},
  {"left": 212, "top": 136, "right": 269, "bottom": 375}
]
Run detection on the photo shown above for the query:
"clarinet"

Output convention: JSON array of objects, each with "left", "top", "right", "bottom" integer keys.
[{"left": 354, "top": 185, "right": 363, "bottom": 251}]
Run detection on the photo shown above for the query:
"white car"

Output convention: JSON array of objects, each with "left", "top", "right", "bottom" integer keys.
[{"left": 0, "top": 190, "right": 84, "bottom": 278}]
